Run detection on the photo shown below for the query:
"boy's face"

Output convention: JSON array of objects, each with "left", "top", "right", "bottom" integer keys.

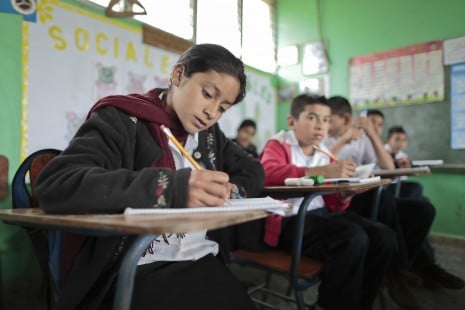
[
  {"left": 236, "top": 126, "right": 256, "bottom": 148},
  {"left": 368, "top": 114, "right": 384, "bottom": 137},
  {"left": 288, "top": 103, "right": 331, "bottom": 147},
  {"left": 328, "top": 113, "right": 349, "bottom": 136},
  {"left": 169, "top": 65, "right": 240, "bottom": 134},
  {"left": 388, "top": 132, "right": 408, "bottom": 153}
]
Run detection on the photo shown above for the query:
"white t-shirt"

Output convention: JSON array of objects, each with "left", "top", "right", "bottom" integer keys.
[
  {"left": 323, "top": 131, "right": 377, "bottom": 166},
  {"left": 384, "top": 143, "right": 408, "bottom": 160},
  {"left": 138, "top": 132, "right": 219, "bottom": 265},
  {"left": 285, "top": 130, "right": 329, "bottom": 212}
]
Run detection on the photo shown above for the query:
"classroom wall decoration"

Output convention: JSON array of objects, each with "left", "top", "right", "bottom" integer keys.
[
  {"left": 450, "top": 63, "right": 465, "bottom": 149},
  {"left": 218, "top": 70, "right": 277, "bottom": 152},
  {"left": 349, "top": 41, "right": 444, "bottom": 108},
  {"left": 444, "top": 36, "right": 465, "bottom": 66},
  {"left": 22, "top": 1, "right": 276, "bottom": 156}
]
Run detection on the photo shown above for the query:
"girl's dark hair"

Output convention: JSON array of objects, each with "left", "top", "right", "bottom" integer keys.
[
  {"left": 328, "top": 96, "right": 352, "bottom": 116},
  {"left": 175, "top": 44, "right": 247, "bottom": 104},
  {"left": 238, "top": 119, "right": 256, "bottom": 130},
  {"left": 290, "top": 94, "right": 329, "bottom": 118}
]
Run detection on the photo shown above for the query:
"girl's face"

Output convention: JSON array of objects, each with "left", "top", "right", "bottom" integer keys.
[
  {"left": 168, "top": 65, "right": 240, "bottom": 134},
  {"left": 288, "top": 103, "right": 331, "bottom": 149}
]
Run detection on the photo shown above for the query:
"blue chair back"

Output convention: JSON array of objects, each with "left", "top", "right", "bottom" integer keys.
[{"left": 11, "top": 148, "right": 62, "bottom": 306}]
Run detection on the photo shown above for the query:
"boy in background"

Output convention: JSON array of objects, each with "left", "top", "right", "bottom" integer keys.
[
  {"left": 260, "top": 94, "right": 396, "bottom": 310},
  {"left": 324, "top": 96, "right": 436, "bottom": 310},
  {"left": 367, "top": 110, "right": 465, "bottom": 291},
  {"left": 385, "top": 125, "right": 410, "bottom": 168}
]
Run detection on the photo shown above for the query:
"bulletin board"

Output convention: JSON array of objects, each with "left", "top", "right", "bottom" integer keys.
[
  {"left": 349, "top": 41, "right": 444, "bottom": 108},
  {"left": 22, "top": 1, "right": 276, "bottom": 156}
]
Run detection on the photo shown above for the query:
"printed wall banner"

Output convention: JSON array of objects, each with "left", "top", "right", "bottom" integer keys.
[
  {"left": 450, "top": 63, "right": 465, "bottom": 149},
  {"left": 349, "top": 41, "right": 444, "bottom": 108}
]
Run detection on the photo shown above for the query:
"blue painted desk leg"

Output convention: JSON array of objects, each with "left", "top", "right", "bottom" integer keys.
[
  {"left": 370, "top": 186, "right": 384, "bottom": 220},
  {"left": 113, "top": 234, "right": 157, "bottom": 310},
  {"left": 290, "top": 193, "right": 319, "bottom": 310}
]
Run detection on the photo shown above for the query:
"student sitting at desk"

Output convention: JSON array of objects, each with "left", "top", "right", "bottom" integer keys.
[
  {"left": 324, "top": 96, "right": 438, "bottom": 309},
  {"left": 367, "top": 110, "right": 465, "bottom": 291},
  {"left": 260, "top": 94, "right": 397, "bottom": 310},
  {"left": 34, "top": 44, "right": 264, "bottom": 310},
  {"left": 231, "top": 118, "right": 259, "bottom": 157},
  {"left": 368, "top": 112, "right": 424, "bottom": 199}
]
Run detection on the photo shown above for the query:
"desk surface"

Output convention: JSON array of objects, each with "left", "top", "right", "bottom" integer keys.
[
  {"left": 0, "top": 208, "right": 269, "bottom": 234},
  {"left": 373, "top": 167, "right": 431, "bottom": 178},
  {"left": 263, "top": 179, "right": 391, "bottom": 197}
]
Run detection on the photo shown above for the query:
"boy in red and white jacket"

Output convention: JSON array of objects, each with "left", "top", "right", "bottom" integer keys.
[{"left": 259, "top": 94, "right": 397, "bottom": 310}]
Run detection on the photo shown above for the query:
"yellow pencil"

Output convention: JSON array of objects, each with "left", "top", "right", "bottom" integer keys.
[
  {"left": 160, "top": 125, "right": 203, "bottom": 170},
  {"left": 160, "top": 125, "right": 233, "bottom": 205},
  {"left": 313, "top": 144, "right": 339, "bottom": 162}
]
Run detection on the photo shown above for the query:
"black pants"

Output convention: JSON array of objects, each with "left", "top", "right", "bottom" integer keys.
[
  {"left": 279, "top": 209, "right": 397, "bottom": 310},
  {"left": 130, "top": 254, "right": 256, "bottom": 310},
  {"left": 350, "top": 188, "right": 436, "bottom": 269},
  {"left": 388, "top": 180, "right": 438, "bottom": 269}
]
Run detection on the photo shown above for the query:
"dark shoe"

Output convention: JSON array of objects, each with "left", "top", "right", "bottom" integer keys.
[
  {"left": 415, "top": 264, "right": 465, "bottom": 290},
  {"left": 398, "top": 269, "right": 423, "bottom": 286},
  {"left": 387, "top": 272, "right": 421, "bottom": 310}
]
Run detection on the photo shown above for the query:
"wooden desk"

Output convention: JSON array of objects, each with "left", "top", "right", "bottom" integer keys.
[
  {"left": 254, "top": 179, "right": 391, "bottom": 309},
  {"left": 373, "top": 166, "right": 431, "bottom": 178},
  {"left": 0, "top": 208, "right": 269, "bottom": 310},
  {"left": 373, "top": 167, "right": 430, "bottom": 197}
]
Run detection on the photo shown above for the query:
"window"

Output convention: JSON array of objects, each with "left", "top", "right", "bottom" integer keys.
[
  {"left": 196, "top": 0, "right": 242, "bottom": 58},
  {"left": 86, "top": 0, "right": 276, "bottom": 72},
  {"left": 86, "top": 0, "right": 194, "bottom": 40},
  {"left": 241, "top": 0, "right": 276, "bottom": 73}
]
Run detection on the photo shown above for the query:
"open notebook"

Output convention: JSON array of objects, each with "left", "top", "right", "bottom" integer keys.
[{"left": 124, "top": 196, "right": 290, "bottom": 215}]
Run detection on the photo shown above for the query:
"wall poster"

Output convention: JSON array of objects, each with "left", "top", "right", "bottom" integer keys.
[
  {"left": 450, "top": 63, "right": 465, "bottom": 149},
  {"left": 349, "top": 41, "right": 444, "bottom": 108}
]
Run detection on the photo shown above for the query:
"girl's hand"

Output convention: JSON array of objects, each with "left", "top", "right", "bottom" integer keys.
[{"left": 187, "top": 170, "right": 230, "bottom": 208}]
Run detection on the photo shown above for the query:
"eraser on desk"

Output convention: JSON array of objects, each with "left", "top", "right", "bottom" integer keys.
[
  {"left": 284, "top": 178, "right": 301, "bottom": 186},
  {"left": 300, "top": 178, "right": 315, "bottom": 186},
  {"left": 284, "top": 178, "right": 315, "bottom": 186}
]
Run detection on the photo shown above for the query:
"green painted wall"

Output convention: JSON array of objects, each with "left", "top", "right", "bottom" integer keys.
[
  {"left": 410, "top": 174, "right": 465, "bottom": 237},
  {"left": 275, "top": 0, "right": 465, "bottom": 238}
]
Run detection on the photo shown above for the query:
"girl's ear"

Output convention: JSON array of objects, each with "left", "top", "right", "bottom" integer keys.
[{"left": 171, "top": 65, "right": 184, "bottom": 86}]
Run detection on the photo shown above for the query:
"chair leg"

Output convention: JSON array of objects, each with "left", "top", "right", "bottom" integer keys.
[
  {"left": 294, "top": 289, "right": 306, "bottom": 310},
  {"left": 261, "top": 272, "right": 272, "bottom": 305}
]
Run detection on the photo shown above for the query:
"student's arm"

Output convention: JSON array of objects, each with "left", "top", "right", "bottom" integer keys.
[
  {"left": 355, "top": 117, "right": 395, "bottom": 169},
  {"left": 328, "top": 128, "right": 360, "bottom": 156},
  {"left": 35, "top": 107, "right": 191, "bottom": 214},
  {"left": 260, "top": 140, "right": 356, "bottom": 185},
  {"left": 260, "top": 140, "right": 306, "bottom": 185}
]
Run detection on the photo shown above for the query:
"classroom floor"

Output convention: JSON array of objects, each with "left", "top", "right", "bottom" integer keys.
[
  {"left": 3, "top": 236, "right": 464, "bottom": 309},
  {"left": 230, "top": 236, "right": 465, "bottom": 310}
]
